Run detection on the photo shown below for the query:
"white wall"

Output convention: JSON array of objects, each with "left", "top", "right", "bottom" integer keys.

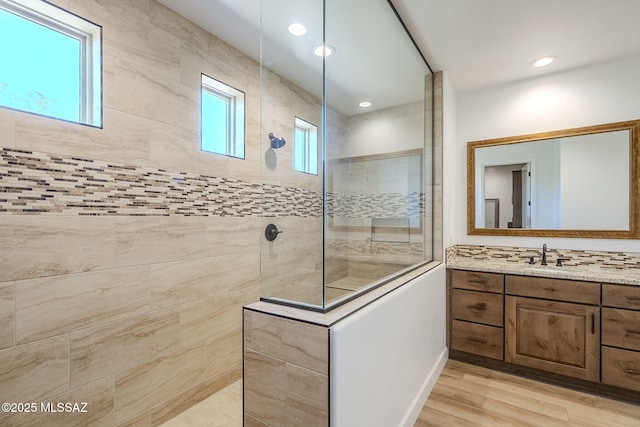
[
  {"left": 560, "top": 132, "right": 629, "bottom": 229},
  {"left": 451, "top": 53, "right": 640, "bottom": 251},
  {"left": 329, "top": 264, "right": 447, "bottom": 427}
]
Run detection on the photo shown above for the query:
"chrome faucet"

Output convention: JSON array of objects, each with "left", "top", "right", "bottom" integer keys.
[{"left": 541, "top": 244, "right": 548, "bottom": 266}]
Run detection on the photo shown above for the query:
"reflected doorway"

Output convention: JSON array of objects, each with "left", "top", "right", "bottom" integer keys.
[{"left": 484, "top": 163, "right": 531, "bottom": 229}]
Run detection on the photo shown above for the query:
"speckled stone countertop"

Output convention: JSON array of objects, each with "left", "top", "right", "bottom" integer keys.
[{"left": 446, "top": 245, "right": 640, "bottom": 286}]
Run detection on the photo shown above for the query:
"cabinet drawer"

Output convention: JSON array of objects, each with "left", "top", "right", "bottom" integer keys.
[
  {"left": 451, "top": 320, "right": 503, "bottom": 360},
  {"left": 505, "top": 275, "right": 600, "bottom": 305},
  {"left": 451, "top": 289, "right": 503, "bottom": 327},
  {"left": 602, "top": 308, "right": 640, "bottom": 351},
  {"left": 603, "top": 284, "right": 640, "bottom": 310},
  {"left": 451, "top": 270, "right": 504, "bottom": 293},
  {"left": 602, "top": 346, "right": 640, "bottom": 392}
]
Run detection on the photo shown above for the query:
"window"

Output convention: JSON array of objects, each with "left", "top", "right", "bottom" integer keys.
[
  {"left": 294, "top": 117, "right": 318, "bottom": 175},
  {"left": 201, "top": 74, "right": 245, "bottom": 159},
  {"left": 0, "top": 0, "right": 102, "bottom": 126}
]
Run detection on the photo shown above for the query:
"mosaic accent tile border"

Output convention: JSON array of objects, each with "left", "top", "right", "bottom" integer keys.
[
  {"left": 447, "top": 244, "right": 640, "bottom": 270},
  {"left": 0, "top": 147, "right": 321, "bottom": 217},
  {"left": 1, "top": 148, "right": 426, "bottom": 220},
  {"left": 328, "top": 192, "right": 424, "bottom": 219}
]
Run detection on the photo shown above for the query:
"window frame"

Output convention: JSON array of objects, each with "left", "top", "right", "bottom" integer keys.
[
  {"left": 200, "top": 74, "right": 246, "bottom": 159},
  {"left": 0, "top": 0, "right": 102, "bottom": 127},
  {"left": 293, "top": 116, "right": 318, "bottom": 175}
]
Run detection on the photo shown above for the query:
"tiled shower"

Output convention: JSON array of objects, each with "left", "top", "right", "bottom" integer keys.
[
  {"left": 0, "top": 1, "right": 263, "bottom": 425},
  {"left": 0, "top": 0, "right": 436, "bottom": 425}
]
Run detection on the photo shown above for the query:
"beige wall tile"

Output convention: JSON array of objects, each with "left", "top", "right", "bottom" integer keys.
[
  {"left": 243, "top": 309, "right": 253, "bottom": 349},
  {"left": 104, "top": 36, "right": 180, "bottom": 84},
  {"left": 0, "top": 283, "right": 14, "bottom": 350},
  {"left": 0, "top": 216, "right": 115, "bottom": 282},
  {"left": 245, "top": 310, "right": 328, "bottom": 375},
  {"left": 43, "top": 0, "right": 69, "bottom": 8},
  {"left": 0, "top": 108, "right": 15, "bottom": 148},
  {"left": 0, "top": 335, "right": 69, "bottom": 402},
  {"left": 151, "top": 2, "right": 215, "bottom": 62},
  {"left": 145, "top": 119, "right": 208, "bottom": 177},
  {"left": 0, "top": 376, "right": 114, "bottom": 427},
  {"left": 149, "top": 254, "right": 258, "bottom": 310},
  {"left": 114, "top": 217, "right": 206, "bottom": 268},
  {"left": 114, "top": 343, "right": 207, "bottom": 423},
  {"left": 245, "top": 283, "right": 261, "bottom": 305},
  {"left": 13, "top": 109, "right": 152, "bottom": 168},
  {"left": 205, "top": 216, "right": 260, "bottom": 257},
  {"left": 260, "top": 216, "right": 323, "bottom": 305},
  {"left": 70, "top": 309, "right": 180, "bottom": 388},
  {"left": 149, "top": 374, "right": 228, "bottom": 426},
  {"left": 113, "top": 60, "right": 198, "bottom": 132},
  {"left": 180, "top": 290, "right": 245, "bottom": 348},
  {"left": 244, "top": 349, "right": 286, "bottom": 427},
  {"left": 207, "top": 329, "right": 241, "bottom": 379},
  {"left": 286, "top": 364, "right": 328, "bottom": 427},
  {"left": 15, "top": 266, "right": 151, "bottom": 345},
  {"left": 68, "top": 0, "right": 173, "bottom": 70},
  {"left": 103, "top": 52, "right": 116, "bottom": 109}
]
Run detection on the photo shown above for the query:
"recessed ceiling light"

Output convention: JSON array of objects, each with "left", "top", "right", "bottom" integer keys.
[
  {"left": 530, "top": 55, "right": 556, "bottom": 68},
  {"left": 313, "top": 44, "right": 335, "bottom": 57},
  {"left": 359, "top": 101, "right": 372, "bottom": 108},
  {"left": 288, "top": 22, "right": 307, "bottom": 36}
]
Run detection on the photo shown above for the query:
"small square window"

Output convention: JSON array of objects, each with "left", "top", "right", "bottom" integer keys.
[
  {"left": 0, "top": 0, "right": 102, "bottom": 126},
  {"left": 294, "top": 117, "right": 318, "bottom": 175},
  {"left": 201, "top": 74, "right": 245, "bottom": 159}
]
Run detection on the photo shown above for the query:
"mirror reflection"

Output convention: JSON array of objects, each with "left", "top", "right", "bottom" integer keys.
[
  {"left": 476, "top": 132, "right": 629, "bottom": 230},
  {"left": 468, "top": 120, "right": 640, "bottom": 239}
]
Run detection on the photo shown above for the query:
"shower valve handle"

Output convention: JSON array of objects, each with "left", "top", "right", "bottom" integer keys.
[{"left": 265, "top": 224, "right": 283, "bottom": 241}]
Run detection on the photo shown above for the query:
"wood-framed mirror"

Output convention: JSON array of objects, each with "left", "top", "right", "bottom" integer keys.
[{"left": 467, "top": 119, "right": 640, "bottom": 239}]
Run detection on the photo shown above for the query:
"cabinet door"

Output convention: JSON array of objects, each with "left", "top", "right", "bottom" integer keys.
[{"left": 505, "top": 296, "right": 600, "bottom": 382}]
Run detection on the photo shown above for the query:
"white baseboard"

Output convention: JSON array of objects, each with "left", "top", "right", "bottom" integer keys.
[{"left": 400, "top": 348, "right": 449, "bottom": 427}]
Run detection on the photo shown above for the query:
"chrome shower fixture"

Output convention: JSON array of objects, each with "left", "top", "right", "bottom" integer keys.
[{"left": 269, "top": 132, "right": 286, "bottom": 149}]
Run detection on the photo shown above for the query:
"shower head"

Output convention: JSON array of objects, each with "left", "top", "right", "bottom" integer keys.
[{"left": 269, "top": 132, "right": 286, "bottom": 149}]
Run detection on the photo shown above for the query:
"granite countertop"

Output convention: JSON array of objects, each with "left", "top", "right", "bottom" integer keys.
[{"left": 446, "top": 257, "right": 640, "bottom": 286}]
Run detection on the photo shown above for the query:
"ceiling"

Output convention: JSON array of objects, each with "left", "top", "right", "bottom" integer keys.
[{"left": 158, "top": 0, "right": 640, "bottom": 94}]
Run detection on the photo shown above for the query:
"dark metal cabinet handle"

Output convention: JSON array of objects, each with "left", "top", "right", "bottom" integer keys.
[
  {"left": 626, "top": 297, "right": 640, "bottom": 305},
  {"left": 467, "top": 303, "right": 487, "bottom": 311},
  {"left": 625, "top": 369, "right": 640, "bottom": 376},
  {"left": 591, "top": 313, "right": 595, "bottom": 335},
  {"left": 466, "top": 337, "right": 488, "bottom": 344}
]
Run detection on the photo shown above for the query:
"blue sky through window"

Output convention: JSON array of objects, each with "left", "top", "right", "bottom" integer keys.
[
  {"left": 201, "top": 90, "right": 229, "bottom": 155},
  {"left": 0, "top": 7, "right": 81, "bottom": 121}
]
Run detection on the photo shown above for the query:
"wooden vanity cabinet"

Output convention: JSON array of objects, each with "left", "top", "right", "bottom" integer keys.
[
  {"left": 505, "top": 275, "right": 601, "bottom": 382},
  {"left": 448, "top": 268, "right": 640, "bottom": 401},
  {"left": 449, "top": 270, "right": 504, "bottom": 360},
  {"left": 601, "top": 284, "right": 640, "bottom": 392}
]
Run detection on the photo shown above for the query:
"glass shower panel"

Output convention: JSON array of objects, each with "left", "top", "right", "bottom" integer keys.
[
  {"left": 259, "top": 0, "right": 433, "bottom": 311},
  {"left": 259, "top": 0, "right": 325, "bottom": 309},
  {"left": 323, "top": 0, "right": 432, "bottom": 307}
]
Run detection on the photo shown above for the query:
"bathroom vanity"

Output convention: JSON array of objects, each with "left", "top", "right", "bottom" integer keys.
[{"left": 447, "top": 246, "right": 640, "bottom": 403}]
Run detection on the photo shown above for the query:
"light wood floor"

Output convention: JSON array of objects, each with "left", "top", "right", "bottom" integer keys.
[{"left": 415, "top": 360, "right": 640, "bottom": 427}]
